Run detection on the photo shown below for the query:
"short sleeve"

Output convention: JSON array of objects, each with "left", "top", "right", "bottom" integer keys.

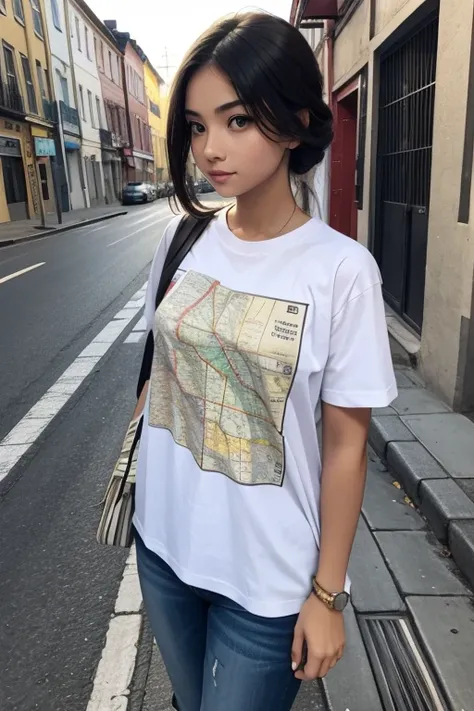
[{"left": 321, "top": 263, "right": 397, "bottom": 409}]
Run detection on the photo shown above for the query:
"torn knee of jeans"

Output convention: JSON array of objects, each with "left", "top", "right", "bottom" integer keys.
[{"left": 212, "top": 658, "right": 219, "bottom": 687}]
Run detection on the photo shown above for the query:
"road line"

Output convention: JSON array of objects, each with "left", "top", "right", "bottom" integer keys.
[
  {"left": 86, "top": 545, "right": 143, "bottom": 711},
  {"left": 107, "top": 215, "right": 170, "bottom": 247},
  {"left": 0, "top": 262, "right": 45, "bottom": 285},
  {"left": 0, "top": 280, "right": 148, "bottom": 482}
]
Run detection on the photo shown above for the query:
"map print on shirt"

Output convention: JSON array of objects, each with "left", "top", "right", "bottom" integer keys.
[{"left": 149, "top": 270, "right": 308, "bottom": 486}]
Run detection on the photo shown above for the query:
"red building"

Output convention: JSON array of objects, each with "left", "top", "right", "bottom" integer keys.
[{"left": 106, "top": 24, "right": 154, "bottom": 183}]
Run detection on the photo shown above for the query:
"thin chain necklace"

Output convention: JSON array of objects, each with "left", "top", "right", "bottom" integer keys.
[{"left": 228, "top": 203, "right": 298, "bottom": 241}]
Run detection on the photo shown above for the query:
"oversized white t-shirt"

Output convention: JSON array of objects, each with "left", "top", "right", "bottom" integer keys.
[{"left": 133, "top": 210, "right": 397, "bottom": 618}]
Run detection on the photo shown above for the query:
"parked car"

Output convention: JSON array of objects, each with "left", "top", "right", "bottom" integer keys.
[
  {"left": 121, "top": 182, "right": 154, "bottom": 205},
  {"left": 197, "top": 178, "right": 215, "bottom": 194}
]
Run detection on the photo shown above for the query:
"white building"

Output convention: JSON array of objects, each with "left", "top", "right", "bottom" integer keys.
[
  {"left": 44, "top": 0, "right": 85, "bottom": 210},
  {"left": 68, "top": 0, "right": 105, "bottom": 207}
]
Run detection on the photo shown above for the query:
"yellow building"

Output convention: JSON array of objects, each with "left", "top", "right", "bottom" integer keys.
[
  {"left": 143, "top": 59, "right": 167, "bottom": 182},
  {"left": 0, "top": 0, "right": 56, "bottom": 223}
]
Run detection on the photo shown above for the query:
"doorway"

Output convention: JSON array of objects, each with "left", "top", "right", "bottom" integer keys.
[
  {"left": 330, "top": 82, "right": 359, "bottom": 239},
  {"left": 2, "top": 155, "right": 28, "bottom": 221},
  {"left": 375, "top": 16, "right": 438, "bottom": 332}
]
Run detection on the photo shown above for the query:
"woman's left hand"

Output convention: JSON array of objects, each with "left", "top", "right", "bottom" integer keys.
[{"left": 291, "top": 593, "right": 345, "bottom": 680}]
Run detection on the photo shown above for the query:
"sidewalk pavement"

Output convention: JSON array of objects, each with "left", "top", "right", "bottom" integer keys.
[
  {"left": 130, "top": 362, "right": 474, "bottom": 711},
  {"left": 0, "top": 203, "right": 127, "bottom": 248},
  {"left": 371, "top": 362, "right": 474, "bottom": 592}
]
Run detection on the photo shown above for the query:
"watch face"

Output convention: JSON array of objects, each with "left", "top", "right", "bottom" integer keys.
[{"left": 333, "top": 592, "right": 349, "bottom": 612}]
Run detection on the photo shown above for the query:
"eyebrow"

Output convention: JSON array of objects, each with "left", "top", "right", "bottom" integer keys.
[{"left": 185, "top": 100, "right": 245, "bottom": 118}]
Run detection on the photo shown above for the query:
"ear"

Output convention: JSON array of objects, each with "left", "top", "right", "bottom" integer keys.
[{"left": 288, "top": 109, "right": 310, "bottom": 150}]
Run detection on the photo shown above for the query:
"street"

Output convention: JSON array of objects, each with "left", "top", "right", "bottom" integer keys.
[
  {"left": 1, "top": 199, "right": 473, "bottom": 711},
  {"left": 0, "top": 199, "right": 170, "bottom": 711}
]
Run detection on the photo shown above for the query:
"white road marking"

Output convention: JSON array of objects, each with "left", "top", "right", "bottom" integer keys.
[
  {"left": 124, "top": 332, "right": 144, "bottom": 344},
  {"left": 0, "top": 281, "right": 148, "bottom": 482},
  {"left": 0, "top": 261, "right": 45, "bottom": 285},
  {"left": 107, "top": 215, "right": 170, "bottom": 247},
  {"left": 86, "top": 545, "right": 143, "bottom": 711}
]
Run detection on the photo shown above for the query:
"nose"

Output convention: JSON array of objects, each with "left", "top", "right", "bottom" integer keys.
[{"left": 203, "top": 127, "right": 226, "bottom": 163}]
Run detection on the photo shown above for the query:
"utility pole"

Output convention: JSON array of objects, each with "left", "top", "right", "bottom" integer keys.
[{"left": 157, "top": 47, "right": 177, "bottom": 84}]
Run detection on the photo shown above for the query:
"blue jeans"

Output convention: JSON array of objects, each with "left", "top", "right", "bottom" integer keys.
[{"left": 135, "top": 532, "right": 301, "bottom": 711}]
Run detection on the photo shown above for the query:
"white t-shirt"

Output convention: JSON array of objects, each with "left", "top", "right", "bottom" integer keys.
[{"left": 133, "top": 210, "right": 397, "bottom": 618}]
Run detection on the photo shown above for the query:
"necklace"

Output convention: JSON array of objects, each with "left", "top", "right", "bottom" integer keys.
[{"left": 228, "top": 203, "right": 298, "bottom": 241}]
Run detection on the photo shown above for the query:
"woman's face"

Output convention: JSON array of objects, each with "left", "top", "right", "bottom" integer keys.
[{"left": 185, "top": 64, "right": 288, "bottom": 198}]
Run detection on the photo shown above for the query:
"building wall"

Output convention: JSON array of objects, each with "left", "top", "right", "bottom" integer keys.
[
  {"left": 0, "top": 0, "right": 55, "bottom": 221},
  {"left": 68, "top": 0, "right": 104, "bottom": 204},
  {"left": 124, "top": 43, "right": 151, "bottom": 155},
  {"left": 419, "top": 0, "right": 474, "bottom": 408},
  {"left": 327, "top": 0, "right": 474, "bottom": 408},
  {"left": 144, "top": 61, "right": 164, "bottom": 179}
]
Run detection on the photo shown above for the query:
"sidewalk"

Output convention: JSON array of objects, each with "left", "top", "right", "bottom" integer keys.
[
  {"left": 371, "top": 361, "right": 474, "bottom": 591},
  {"left": 0, "top": 203, "right": 127, "bottom": 248}
]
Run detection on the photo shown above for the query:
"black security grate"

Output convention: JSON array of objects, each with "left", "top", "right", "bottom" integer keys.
[{"left": 375, "top": 17, "right": 438, "bottom": 332}]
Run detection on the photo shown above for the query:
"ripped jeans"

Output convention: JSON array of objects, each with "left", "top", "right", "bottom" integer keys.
[{"left": 135, "top": 532, "right": 301, "bottom": 711}]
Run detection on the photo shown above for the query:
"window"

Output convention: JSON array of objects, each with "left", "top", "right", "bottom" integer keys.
[
  {"left": 44, "top": 68, "right": 51, "bottom": 98},
  {"left": 95, "top": 96, "right": 102, "bottom": 128},
  {"left": 21, "top": 55, "right": 38, "bottom": 113},
  {"left": 75, "top": 17, "right": 81, "bottom": 50},
  {"left": 88, "top": 89, "right": 95, "bottom": 127},
  {"left": 78, "top": 84, "right": 85, "bottom": 119},
  {"left": 0, "top": 0, "right": 6, "bottom": 16},
  {"left": 31, "top": 0, "right": 43, "bottom": 38},
  {"left": 149, "top": 99, "right": 160, "bottom": 117},
  {"left": 93, "top": 36, "right": 97, "bottom": 64},
  {"left": 13, "top": 0, "right": 24, "bottom": 22},
  {"left": 100, "top": 41, "right": 104, "bottom": 68},
  {"left": 3, "top": 44, "right": 19, "bottom": 95},
  {"left": 35, "top": 60, "right": 46, "bottom": 98},
  {"left": 51, "top": 0, "right": 61, "bottom": 30},
  {"left": 108, "top": 50, "right": 112, "bottom": 78},
  {"left": 56, "top": 69, "right": 69, "bottom": 105},
  {"left": 116, "top": 55, "right": 121, "bottom": 86},
  {"left": 85, "top": 26, "right": 90, "bottom": 59}
]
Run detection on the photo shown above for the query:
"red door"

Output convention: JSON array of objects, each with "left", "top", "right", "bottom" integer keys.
[{"left": 330, "top": 87, "right": 358, "bottom": 239}]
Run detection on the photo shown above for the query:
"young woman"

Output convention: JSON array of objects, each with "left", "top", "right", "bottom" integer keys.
[{"left": 133, "top": 12, "right": 397, "bottom": 711}]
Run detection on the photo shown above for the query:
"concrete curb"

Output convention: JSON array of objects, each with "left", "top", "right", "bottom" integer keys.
[
  {"left": 369, "top": 417, "right": 474, "bottom": 590},
  {"left": 0, "top": 210, "right": 128, "bottom": 248}
]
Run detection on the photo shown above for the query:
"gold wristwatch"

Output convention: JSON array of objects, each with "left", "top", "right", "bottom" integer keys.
[{"left": 312, "top": 578, "right": 349, "bottom": 612}]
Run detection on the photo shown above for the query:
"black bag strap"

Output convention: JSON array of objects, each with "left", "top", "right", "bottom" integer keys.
[{"left": 136, "top": 213, "right": 215, "bottom": 398}]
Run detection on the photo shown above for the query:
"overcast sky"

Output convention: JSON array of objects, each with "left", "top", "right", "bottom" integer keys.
[{"left": 87, "top": 1, "right": 293, "bottom": 84}]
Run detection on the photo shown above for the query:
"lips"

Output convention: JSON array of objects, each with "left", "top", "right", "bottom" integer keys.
[{"left": 209, "top": 171, "right": 234, "bottom": 178}]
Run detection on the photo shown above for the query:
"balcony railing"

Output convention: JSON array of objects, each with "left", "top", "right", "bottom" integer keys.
[
  {"left": 59, "top": 100, "right": 80, "bottom": 136},
  {"left": 0, "top": 81, "right": 25, "bottom": 115},
  {"left": 43, "top": 98, "right": 57, "bottom": 122},
  {"left": 99, "top": 128, "right": 112, "bottom": 147}
]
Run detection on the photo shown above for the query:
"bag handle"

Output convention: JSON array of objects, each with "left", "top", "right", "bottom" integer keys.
[{"left": 136, "top": 213, "right": 215, "bottom": 398}]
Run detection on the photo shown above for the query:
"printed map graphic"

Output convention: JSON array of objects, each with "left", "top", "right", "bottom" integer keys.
[{"left": 149, "top": 270, "right": 307, "bottom": 485}]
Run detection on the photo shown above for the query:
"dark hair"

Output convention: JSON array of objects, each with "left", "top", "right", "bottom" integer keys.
[{"left": 167, "top": 12, "right": 333, "bottom": 218}]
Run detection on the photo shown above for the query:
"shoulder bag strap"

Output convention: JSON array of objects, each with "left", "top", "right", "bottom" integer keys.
[{"left": 136, "top": 213, "right": 215, "bottom": 397}]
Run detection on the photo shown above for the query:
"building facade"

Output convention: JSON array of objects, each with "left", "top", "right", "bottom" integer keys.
[
  {"left": 44, "top": 0, "right": 84, "bottom": 211},
  {"left": 291, "top": 0, "right": 474, "bottom": 411},
  {"left": 68, "top": 0, "right": 104, "bottom": 207},
  {"left": 0, "top": 0, "right": 57, "bottom": 223},
  {"left": 108, "top": 25, "right": 153, "bottom": 183},
  {"left": 73, "top": 7, "right": 129, "bottom": 204},
  {"left": 144, "top": 58, "right": 165, "bottom": 182}
]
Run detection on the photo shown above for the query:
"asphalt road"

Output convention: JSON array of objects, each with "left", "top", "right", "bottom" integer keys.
[
  {"left": 0, "top": 200, "right": 174, "bottom": 711},
  {"left": 0, "top": 200, "right": 173, "bottom": 443}
]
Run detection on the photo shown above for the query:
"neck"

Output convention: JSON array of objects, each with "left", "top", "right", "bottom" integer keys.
[{"left": 228, "top": 162, "right": 301, "bottom": 241}]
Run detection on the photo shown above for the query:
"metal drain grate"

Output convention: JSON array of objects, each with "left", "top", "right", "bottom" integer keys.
[{"left": 359, "top": 615, "right": 449, "bottom": 711}]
